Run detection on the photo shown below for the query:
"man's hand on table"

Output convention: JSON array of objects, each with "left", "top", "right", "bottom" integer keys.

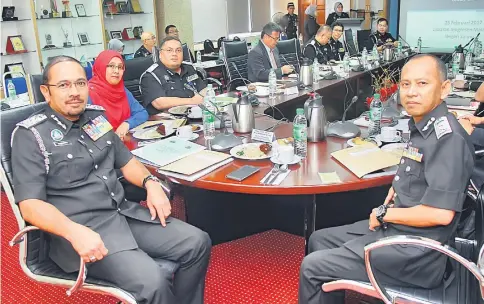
[
  {"left": 282, "top": 65, "right": 294, "bottom": 75},
  {"left": 66, "top": 223, "right": 108, "bottom": 263},
  {"left": 190, "top": 94, "right": 204, "bottom": 105},
  {"left": 116, "top": 122, "right": 130, "bottom": 141},
  {"left": 145, "top": 180, "right": 172, "bottom": 227}
]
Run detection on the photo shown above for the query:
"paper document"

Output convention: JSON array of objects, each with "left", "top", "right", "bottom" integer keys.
[
  {"left": 131, "top": 137, "right": 205, "bottom": 167},
  {"left": 160, "top": 150, "right": 231, "bottom": 175},
  {"left": 319, "top": 172, "right": 342, "bottom": 184},
  {"left": 331, "top": 146, "right": 401, "bottom": 178},
  {"left": 158, "top": 158, "right": 234, "bottom": 182}
]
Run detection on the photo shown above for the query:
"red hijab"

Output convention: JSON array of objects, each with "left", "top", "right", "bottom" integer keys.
[{"left": 89, "top": 50, "right": 130, "bottom": 130}]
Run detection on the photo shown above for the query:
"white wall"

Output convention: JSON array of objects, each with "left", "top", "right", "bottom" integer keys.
[
  {"left": 270, "top": 0, "right": 298, "bottom": 16},
  {"left": 191, "top": 0, "right": 228, "bottom": 43},
  {"left": 326, "top": 0, "right": 351, "bottom": 19}
]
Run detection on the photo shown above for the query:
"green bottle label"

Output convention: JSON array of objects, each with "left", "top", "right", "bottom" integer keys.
[
  {"left": 293, "top": 124, "right": 307, "bottom": 141},
  {"left": 203, "top": 110, "right": 214, "bottom": 123}
]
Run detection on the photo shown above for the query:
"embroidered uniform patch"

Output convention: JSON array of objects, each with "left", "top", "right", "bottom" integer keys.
[{"left": 434, "top": 116, "right": 452, "bottom": 140}]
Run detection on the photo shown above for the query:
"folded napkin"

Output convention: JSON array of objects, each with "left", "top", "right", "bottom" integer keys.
[{"left": 260, "top": 169, "right": 291, "bottom": 185}]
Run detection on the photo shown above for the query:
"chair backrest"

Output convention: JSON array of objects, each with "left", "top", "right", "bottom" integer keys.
[
  {"left": 276, "top": 38, "right": 302, "bottom": 73},
  {"left": 124, "top": 56, "right": 154, "bottom": 101},
  {"left": 344, "top": 29, "right": 358, "bottom": 56},
  {"left": 217, "top": 36, "right": 226, "bottom": 50},
  {"left": 204, "top": 39, "right": 215, "bottom": 54},
  {"left": 233, "top": 36, "right": 241, "bottom": 41},
  {"left": 222, "top": 41, "right": 249, "bottom": 91},
  {"left": 476, "top": 184, "right": 484, "bottom": 251},
  {"left": 29, "top": 74, "right": 45, "bottom": 103},
  {"left": 182, "top": 43, "right": 194, "bottom": 63},
  {"left": 357, "top": 29, "right": 372, "bottom": 52}
]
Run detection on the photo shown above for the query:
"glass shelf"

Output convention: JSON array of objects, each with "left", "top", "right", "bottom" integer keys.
[
  {"left": 104, "top": 12, "right": 153, "bottom": 17},
  {"left": 1, "top": 18, "right": 31, "bottom": 23},
  {"left": 41, "top": 43, "right": 103, "bottom": 51},
  {"left": 1, "top": 50, "right": 37, "bottom": 57},
  {"left": 37, "top": 15, "right": 100, "bottom": 21}
]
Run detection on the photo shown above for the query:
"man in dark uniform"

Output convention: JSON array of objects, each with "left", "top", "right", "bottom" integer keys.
[
  {"left": 299, "top": 54, "right": 475, "bottom": 304},
  {"left": 329, "top": 22, "right": 345, "bottom": 61},
  {"left": 140, "top": 36, "right": 206, "bottom": 115},
  {"left": 12, "top": 55, "right": 211, "bottom": 304},
  {"left": 283, "top": 2, "right": 298, "bottom": 40},
  {"left": 134, "top": 31, "right": 156, "bottom": 58},
  {"left": 303, "top": 25, "right": 333, "bottom": 64},
  {"left": 369, "top": 18, "right": 398, "bottom": 52}
]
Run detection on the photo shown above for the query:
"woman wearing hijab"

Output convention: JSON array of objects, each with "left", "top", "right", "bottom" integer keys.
[
  {"left": 88, "top": 50, "right": 148, "bottom": 140},
  {"left": 326, "top": 2, "right": 349, "bottom": 26},
  {"left": 107, "top": 39, "right": 125, "bottom": 54},
  {"left": 304, "top": 5, "right": 320, "bottom": 42}
]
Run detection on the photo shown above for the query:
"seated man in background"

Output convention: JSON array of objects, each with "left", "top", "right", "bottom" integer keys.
[
  {"left": 12, "top": 55, "right": 211, "bottom": 304},
  {"left": 140, "top": 36, "right": 206, "bottom": 115},
  {"left": 134, "top": 32, "right": 156, "bottom": 58},
  {"left": 303, "top": 25, "right": 333, "bottom": 64},
  {"left": 453, "top": 80, "right": 483, "bottom": 101},
  {"left": 369, "top": 18, "right": 398, "bottom": 52},
  {"left": 247, "top": 22, "right": 294, "bottom": 82},
  {"left": 329, "top": 22, "right": 345, "bottom": 61},
  {"left": 165, "top": 24, "right": 179, "bottom": 39},
  {"left": 299, "top": 54, "right": 475, "bottom": 304}
]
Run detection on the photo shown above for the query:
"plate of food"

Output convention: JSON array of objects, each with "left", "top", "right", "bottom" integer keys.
[
  {"left": 346, "top": 137, "right": 382, "bottom": 147},
  {"left": 168, "top": 105, "right": 193, "bottom": 116},
  {"left": 132, "top": 123, "right": 175, "bottom": 140},
  {"left": 229, "top": 143, "right": 273, "bottom": 160},
  {"left": 190, "top": 124, "right": 203, "bottom": 132}
]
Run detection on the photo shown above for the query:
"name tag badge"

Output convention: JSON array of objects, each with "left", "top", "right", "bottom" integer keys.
[
  {"left": 339, "top": 48, "right": 345, "bottom": 52},
  {"left": 82, "top": 115, "right": 113, "bottom": 141},
  {"left": 187, "top": 74, "right": 199, "bottom": 82},
  {"left": 402, "top": 147, "right": 423, "bottom": 162},
  {"left": 251, "top": 129, "right": 275, "bottom": 143}
]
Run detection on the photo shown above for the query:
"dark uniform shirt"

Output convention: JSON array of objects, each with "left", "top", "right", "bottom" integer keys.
[
  {"left": 140, "top": 62, "right": 207, "bottom": 115},
  {"left": 342, "top": 102, "right": 475, "bottom": 288},
  {"left": 325, "top": 12, "right": 349, "bottom": 26},
  {"left": 283, "top": 13, "right": 298, "bottom": 40},
  {"left": 329, "top": 37, "right": 345, "bottom": 61},
  {"left": 134, "top": 45, "right": 152, "bottom": 58},
  {"left": 11, "top": 105, "right": 162, "bottom": 273},
  {"left": 303, "top": 38, "right": 331, "bottom": 64},
  {"left": 371, "top": 31, "right": 396, "bottom": 48}
]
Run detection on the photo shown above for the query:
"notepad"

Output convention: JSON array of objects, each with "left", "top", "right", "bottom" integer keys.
[
  {"left": 319, "top": 172, "right": 342, "bottom": 184},
  {"left": 160, "top": 150, "right": 231, "bottom": 175}
]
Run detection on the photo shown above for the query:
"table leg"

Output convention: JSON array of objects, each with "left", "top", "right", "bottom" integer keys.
[{"left": 303, "top": 194, "right": 317, "bottom": 255}]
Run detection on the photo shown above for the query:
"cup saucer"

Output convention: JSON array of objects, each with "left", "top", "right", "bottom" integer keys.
[
  {"left": 376, "top": 134, "right": 401, "bottom": 143},
  {"left": 176, "top": 133, "right": 199, "bottom": 141},
  {"left": 270, "top": 155, "right": 302, "bottom": 165}
]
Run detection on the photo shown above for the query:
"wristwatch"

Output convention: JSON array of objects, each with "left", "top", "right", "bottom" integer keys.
[
  {"left": 376, "top": 204, "right": 389, "bottom": 230},
  {"left": 142, "top": 175, "right": 161, "bottom": 189}
]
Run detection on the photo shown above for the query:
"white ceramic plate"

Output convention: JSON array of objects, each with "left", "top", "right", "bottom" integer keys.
[
  {"left": 229, "top": 143, "right": 273, "bottom": 160},
  {"left": 188, "top": 113, "right": 202, "bottom": 119},
  {"left": 346, "top": 137, "right": 382, "bottom": 147},
  {"left": 175, "top": 133, "right": 200, "bottom": 141},
  {"left": 288, "top": 74, "right": 298, "bottom": 79},
  {"left": 236, "top": 86, "right": 249, "bottom": 92},
  {"left": 375, "top": 134, "right": 402, "bottom": 143},
  {"left": 270, "top": 155, "right": 301, "bottom": 165},
  {"left": 190, "top": 124, "right": 203, "bottom": 132},
  {"left": 381, "top": 143, "right": 407, "bottom": 156},
  {"left": 132, "top": 128, "right": 175, "bottom": 140},
  {"left": 168, "top": 105, "right": 192, "bottom": 115}
]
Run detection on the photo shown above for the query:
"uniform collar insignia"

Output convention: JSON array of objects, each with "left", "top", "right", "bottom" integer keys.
[{"left": 411, "top": 102, "right": 449, "bottom": 138}]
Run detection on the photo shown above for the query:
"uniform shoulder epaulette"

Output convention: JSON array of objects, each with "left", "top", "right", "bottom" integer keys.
[
  {"left": 85, "top": 104, "right": 105, "bottom": 111},
  {"left": 434, "top": 116, "right": 453, "bottom": 140},
  {"left": 16, "top": 114, "right": 48, "bottom": 129},
  {"left": 146, "top": 63, "right": 159, "bottom": 73}
]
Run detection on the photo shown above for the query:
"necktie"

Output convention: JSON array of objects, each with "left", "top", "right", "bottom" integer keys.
[{"left": 269, "top": 50, "right": 277, "bottom": 69}]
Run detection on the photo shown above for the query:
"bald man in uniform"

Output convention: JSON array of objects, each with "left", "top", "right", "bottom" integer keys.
[
  {"left": 299, "top": 54, "right": 475, "bottom": 304},
  {"left": 134, "top": 32, "right": 156, "bottom": 58}
]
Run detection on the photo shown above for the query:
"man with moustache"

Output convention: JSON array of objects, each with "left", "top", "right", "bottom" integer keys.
[
  {"left": 11, "top": 55, "right": 211, "bottom": 304},
  {"left": 140, "top": 36, "right": 206, "bottom": 115},
  {"left": 298, "top": 54, "right": 475, "bottom": 304}
]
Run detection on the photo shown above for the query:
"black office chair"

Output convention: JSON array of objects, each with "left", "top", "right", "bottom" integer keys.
[
  {"left": 203, "top": 39, "right": 216, "bottom": 54},
  {"left": 123, "top": 56, "right": 154, "bottom": 101},
  {"left": 2, "top": 103, "right": 179, "bottom": 304},
  {"left": 357, "top": 29, "right": 372, "bottom": 52},
  {"left": 344, "top": 29, "right": 359, "bottom": 56},
  {"left": 28, "top": 74, "right": 45, "bottom": 103},
  {"left": 322, "top": 186, "right": 484, "bottom": 304},
  {"left": 217, "top": 36, "right": 226, "bottom": 52},
  {"left": 182, "top": 43, "right": 195, "bottom": 63},
  {"left": 222, "top": 40, "right": 249, "bottom": 91},
  {"left": 277, "top": 38, "right": 302, "bottom": 73},
  {"left": 233, "top": 36, "right": 241, "bottom": 42}
]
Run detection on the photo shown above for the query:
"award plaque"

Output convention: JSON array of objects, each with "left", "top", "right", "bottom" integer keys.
[
  {"left": 6, "top": 36, "right": 27, "bottom": 54},
  {"left": 50, "top": 0, "right": 60, "bottom": 18},
  {"left": 61, "top": 0, "right": 73, "bottom": 18},
  {"left": 43, "top": 34, "right": 56, "bottom": 49},
  {"left": 122, "top": 28, "right": 135, "bottom": 40},
  {"left": 78, "top": 32, "right": 90, "bottom": 45},
  {"left": 128, "top": 0, "right": 142, "bottom": 13},
  {"left": 116, "top": 2, "right": 128, "bottom": 13},
  {"left": 110, "top": 31, "right": 122, "bottom": 40},
  {"left": 133, "top": 26, "right": 143, "bottom": 39},
  {"left": 40, "top": 5, "right": 50, "bottom": 19},
  {"left": 61, "top": 27, "right": 72, "bottom": 47},
  {"left": 75, "top": 4, "right": 86, "bottom": 17},
  {"left": 2, "top": 6, "right": 18, "bottom": 21},
  {"left": 4, "top": 63, "right": 26, "bottom": 78}
]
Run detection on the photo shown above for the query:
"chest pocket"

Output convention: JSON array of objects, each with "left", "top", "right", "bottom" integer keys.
[
  {"left": 161, "top": 82, "right": 191, "bottom": 98},
  {"left": 50, "top": 146, "right": 93, "bottom": 185},
  {"left": 400, "top": 158, "right": 425, "bottom": 197}
]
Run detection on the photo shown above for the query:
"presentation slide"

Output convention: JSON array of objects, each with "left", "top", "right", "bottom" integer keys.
[{"left": 399, "top": 0, "right": 484, "bottom": 50}]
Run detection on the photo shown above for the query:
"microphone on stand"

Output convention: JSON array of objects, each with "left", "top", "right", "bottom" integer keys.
[
  {"left": 397, "top": 35, "right": 412, "bottom": 49},
  {"left": 326, "top": 95, "right": 361, "bottom": 139}
]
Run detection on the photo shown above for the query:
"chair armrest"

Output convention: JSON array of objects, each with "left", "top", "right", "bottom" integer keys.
[
  {"left": 364, "top": 235, "right": 484, "bottom": 304},
  {"left": 195, "top": 67, "right": 208, "bottom": 80},
  {"left": 9, "top": 226, "right": 87, "bottom": 297},
  {"left": 160, "top": 179, "right": 173, "bottom": 201}
]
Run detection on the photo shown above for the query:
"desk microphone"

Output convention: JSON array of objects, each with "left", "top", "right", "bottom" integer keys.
[
  {"left": 397, "top": 35, "right": 412, "bottom": 49},
  {"left": 326, "top": 96, "right": 361, "bottom": 139},
  {"left": 280, "top": 53, "right": 299, "bottom": 76}
]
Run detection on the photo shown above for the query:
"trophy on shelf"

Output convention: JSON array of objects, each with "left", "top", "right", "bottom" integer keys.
[
  {"left": 62, "top": 27, "right": 72, "bottom": 47},
  {"left": 43, "top": 34, "right": 56, "bottom": 49},
  {"left": 61, "top": 0, "right": 72, "bottom": 18},
  {"left": 50, "top": 0, "right": 60, "bottom": 18},
  {"left": 40, "top": 5, "right": 50, "bottom": 19}
]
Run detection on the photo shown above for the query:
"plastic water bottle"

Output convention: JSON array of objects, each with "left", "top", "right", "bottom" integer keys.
[
  {"left": 372, "top": 45, "right": 379, "bottom": 61},
  {"left": 7, "top": 80, "right": 16, "bottom": 99},
  {"left": 312, "top": 59, "right": 319, "bottom": 83},
  {"left": 397, "top": 41, "right": 402, "bottom": 57},
  {"left": 298, "top": 33, "right": 304, "bottom": 47},
  {"left": 293, "top": 108, "right": 307, "bottom": 158},
  {"left": 268, "top": 69, "right": 277, "bottom": 99},
  {"left": 452, "top": 50, "right": 460, "bottom": 76},
  {"left": 202, "top": 84, "right": 216, "bottom": 139},
  {"left": 417, "top": 37, "right": 422, "bottom": 53},
  {"left": 343, "top": 54, "right": 350, "bottom": 77},
  {"left": 368, "top": 93, "right": 382, "bottom": 136},
  {"left": 475, "top": 39, "right": 483, "bottom": 58},
  {"left": 196, "top": 51, "right": 202, "bottom": 63},
  {"left": 465, "top": 52, "right": 472, "bottom": 70},
  {"left": 362, "top": 47, "right": 368, "bottom": 67}
]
